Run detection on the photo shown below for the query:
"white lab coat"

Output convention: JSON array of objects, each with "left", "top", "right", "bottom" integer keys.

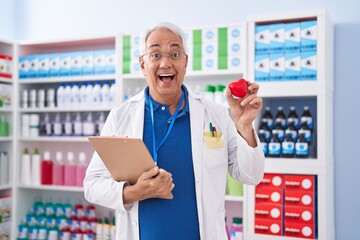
[{"left": 84, "top": 85, "right": 265, "bottom": 240}]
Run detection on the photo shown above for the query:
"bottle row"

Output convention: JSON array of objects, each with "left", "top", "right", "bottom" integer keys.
[
  {"left": 19, "top": 49, "right": 115, "bottom": 79},
  {"left": 22, "top": 112, "right": 106, "bottom": 138},
  {"left": 21, "top": 80, "right": 116, "bottom": 109},
  {"left": 18, "top": 200, "right": 116, "bottom": 240},
  {"left": 20, "top": 148, "right": 89, "bottom": 187},
  {"left": 0, "top": 114, "right": 10, "bottom": 137},
  {"left": 0, "top": 152, "right": 9, "bottom": 186}
]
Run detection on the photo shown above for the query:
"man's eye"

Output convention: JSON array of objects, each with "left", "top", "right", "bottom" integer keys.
[
  {"left": 171, "top": 52, "right": 180, "bottom": 58},
  {"left": 151, "top": 53, "right": 161, "bottom": 59}
]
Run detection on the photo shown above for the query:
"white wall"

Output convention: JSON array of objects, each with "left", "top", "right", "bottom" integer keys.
[
  {"left": 12, "top": 0, "right": 360, "bottom": 239},
  {"left": 0, "top": 0, "right": 16, "bottom": 39}
]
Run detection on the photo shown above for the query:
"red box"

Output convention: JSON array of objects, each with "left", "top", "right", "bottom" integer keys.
[
  {"left": 284, "top": 206, "right": 316, "bottom": 224},
  {"left": 256, "top": 187, "right": 283, "bottom": 204},
  {"left": 255, "top": 219, "right": 282, "bottom": 236},
  {"left": 284, "top": 174, "right": 316, "bottom": 191},
  {"left": 284, "top": 189, "right": 315, "bottom": 208},
  {"left": 258, "top": 173, "right": 285, "bottom": 189},
  {"left": 255, "top": 203, "right": 283, "bottom": 221},
  {"left": 284, "top": 221, "right": 316, "bottom": 239}
]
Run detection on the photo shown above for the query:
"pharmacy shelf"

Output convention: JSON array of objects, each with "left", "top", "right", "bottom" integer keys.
[
  {"left": 19, "top": 136, "right": 90, "bottom": 142},
  {"left": 18, "top": 74, "right": 116, "bottom": 85},
  {"left": 0, "top": 184, "right": 12, "bottom": 191},
  {"left": 245, "top": 9, "right": 334, "bottom": 240},
  {"left": 0, "top": 108, "right": 13, "bottom": 112},
  {"left": 0, "top": 77, "right": 12, "bottom": 84},
  {"left": 225, "top": 195, "right": 244, "bottom": 202},
  {"left": 18, "top": 184, "right": 83, "bottom": 193},
  {"left": 19, "top": 107, "right": 111, "bottom": 113},
  {"left": 0, "top": 137, "right": 13, "bottom": 141}
]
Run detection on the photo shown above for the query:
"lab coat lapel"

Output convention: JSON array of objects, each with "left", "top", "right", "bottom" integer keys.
[{"left": 129, "top": 93, "right": 145, "bottom": 139}]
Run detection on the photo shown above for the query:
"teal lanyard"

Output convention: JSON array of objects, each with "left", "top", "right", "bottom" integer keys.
[{"left": 149, "top": 91, "right": 185, "bottom": 164}]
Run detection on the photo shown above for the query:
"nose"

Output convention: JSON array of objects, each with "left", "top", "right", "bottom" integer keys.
[{"left": 158, "top": 53, "right": 173, "bottom": 68}]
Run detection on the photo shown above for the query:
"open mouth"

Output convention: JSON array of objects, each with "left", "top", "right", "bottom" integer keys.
[{"left": 158, "top": 73, "right": 175, "bottom": 82}]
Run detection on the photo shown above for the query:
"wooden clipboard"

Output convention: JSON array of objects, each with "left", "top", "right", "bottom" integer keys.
[{"left": 88, "top": 136, "right": 156, "bottom": 185}]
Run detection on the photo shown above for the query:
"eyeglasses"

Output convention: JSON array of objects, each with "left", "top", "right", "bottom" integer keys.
[{"left": 141, "top": 51, "right": 186, "bottom": 62}]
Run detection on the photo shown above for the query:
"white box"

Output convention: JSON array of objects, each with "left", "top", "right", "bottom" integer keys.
[
  {"left": 37, "top": 54, "right": 49, "bottom": 78},
  {"left": 301, "top": 20, "right": 317, "bottom": 52},
  {"left": 82, "top": 51, "right": 94, "bottom": 75},
  {"left": 255, "top": 54, "right": 270, "bottom": 81},
  {"left": 269, "top": 23, "right": 285, "bottom": 53},
  {"left": 285, "top": 22, "right": 301, "bottom": 52},
  {"left": 270, "top": 53, "right": 285, "bottom": 81},
  {"left": 285, "top": 51, "right": 301, "bottom": 80},
  {"left": 28, "top": 55, "right": 38, "bottom": 78},
  {"left": 49, "top": 53, "right": 60, "bottom": 77},
  {"left": 71, "top": 51, "right": 82, "bottom": 76},
  {"left": 255, "top": 25, "right": 270, "bottom": 55},
  {"left": 301, "top": 51, "right": 317, "bottom": 80},
  {"left": 60, "top": 52, "right": 71, "bottom": 76},
  {"left": 19, "top": 56, "right": 29, "bottom": 79}
]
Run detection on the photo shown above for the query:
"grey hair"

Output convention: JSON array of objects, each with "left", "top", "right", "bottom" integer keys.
[{"left": 139, "top": 22, "right": 187, "bottom": 55}]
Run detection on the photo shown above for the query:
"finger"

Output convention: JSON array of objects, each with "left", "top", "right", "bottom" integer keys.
[
  {"left": 249, "top": 96, "right": 263, "bottom": 108},
  {"left": 225, "top": 86, "right": 241, "bottom": 106},
  {"left": 248, "top": 82, "right": 260, "bottom": 94},
  {"left": 240, "top": 94, "right": 257, "bottom": 107},
  {"left": 141, "top": 166, "right": 160, "bottom": 180}
]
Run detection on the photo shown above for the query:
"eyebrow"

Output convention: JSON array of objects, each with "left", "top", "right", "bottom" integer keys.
[{"left": 148, "top": 43, "right": 182, "bottom": 50}]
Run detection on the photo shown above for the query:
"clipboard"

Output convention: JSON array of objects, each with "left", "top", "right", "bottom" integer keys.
[{"left": 88, "top": 136, "right": 156, "bottom": 185}]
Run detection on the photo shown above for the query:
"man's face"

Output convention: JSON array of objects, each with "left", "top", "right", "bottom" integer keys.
[{"left": 140, "top": 28, "right": 188, "bottom": 101}]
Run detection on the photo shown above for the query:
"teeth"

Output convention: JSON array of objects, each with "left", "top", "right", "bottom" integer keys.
[{"left": 159, "top": 74, "right": 174, "bottom": 77}]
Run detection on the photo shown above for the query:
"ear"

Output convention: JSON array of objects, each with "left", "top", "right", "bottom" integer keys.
[
  {"left": 139, "top": 57, "right": 146, "bottom": 76},
  {"left": 184, "top": 53, "right": 189, "bottom": 72}
]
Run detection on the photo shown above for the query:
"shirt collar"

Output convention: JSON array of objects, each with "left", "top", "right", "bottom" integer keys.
[{"left": 144, "top": 85, "right": 189, "bottom": 113}]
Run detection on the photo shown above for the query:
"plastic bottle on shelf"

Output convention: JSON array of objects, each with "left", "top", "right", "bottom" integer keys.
[
  {"left": 259, "top": 129, "right": 268, "bottom": 157},
  {"left": 102, "top": 217, "right": 111, "bottom": 240},
  {"left": 59, "top": 221, "right": 71, "bottom": 240},
  {"left": 0, "top": 115, "right": 9, "bottom": 136},
  {"left": 44, "top": 199, "right": 55, "bottom": 217},
  {"left": 301, "top": 106, "right": 313, "bottom": 130},
  {"left": 80, "top": 82, "right": 88, "bottom": 107},
  {"left": 74, "top": 202, "right": 85, "bottom": 219},
  {"left": 214, "top": 84, "right": 226, "bottom": 105},
  {"left": 204, "top": 85, "right": 215, "bottom": 102},
  {"left": 46, "top": 88, "right": 56, "bottom": 108},
  {"left": 63, "top": 82, "right": 72, "bottom": 107},
  {"left": 54, "top": 200, "right": 65, "bottom": 218},
  {"left": 95, "top": 112, "right": 105, "bottom": 135},
  {"left": 21, "top": 148, "right": 31, "bottom": 185},
  {"left": 71, "top": 82, "right": 81, "bottom": 108},
  {"left": 22, "top": 89, "right": 29, "bottom": 108},
  {"left": 109, "top": 80, "right": 116, "bottom": 107},
  {"left": 37, "top": 219, "right": 48, "bottom": 240},
  {"left": 285, "top": 120, "right": 298, "bottom": 141},
  {"left": 93, "top": 81, "right": 102, "bottom": 106},
  {"left": 272, "top": 118, "right": 285, "bottom": 142},
  {"left": 64, "top": 151, "right": 76, "bottom": 186},
  {"left": 63, "top": 200, "right": 73, "bottom": 218},
  {"left": 48, "top": 220, "right": 59, "bottom": 240},
  {"left": 27, "top": 218, "right": 39, "bottom": 240},
  {"left": 53, "top": 151, "right": 64, "bottom": 185},
  {"left": 40, "top": 113, "right": 52, "bottom": 136},
  {"left": 101, "top": 81, "right": 111, "bottom": 107},
  {"left": 37, "top": 89, "right": 45, "bottom": 108},
  {"left": 299, "top": 121, "right": 312, "bottom": 143},
  {"left": 29, "top": 89, "right": 37, "bottom": 108},
  {"left": 83, "top": 112, "right": 95, "bottom": 136},
  {"left": 268, "top": 134, "right": 281, "bottom": 158},
  {"left": 295, "top": 131, "right": 309, "bottom": 158},
  {"left": 73, "top": 112, "right": 83, "bottom": 136},
  {"left": 275, "top": 106, "right": 287, "bottom": 129},
  {"left": 258, "top": 118, "right": 271, "bottom": 142},
  {"left": 96, "top": 219, "right": 104, "bottom": 240},
  {"left": 0, "top": 152, "right": 9, "bottom": 185},
  {"left": 86, "top": 204, "right": 97, "bottom": 233},
  {"left": 86, "top": 81, "right": 94, "bottom": 108},
  {"left": 33, "top": 198, "right": 45, "bottom": 216},
  {"left": 287, "top": 106, "right": 299, "bottom": 129},
  {"left": 31, "top": 148, "right": 41, "bottom": 185},
  {"left": 230, "top": 217, "right": 243, "bottom": 240},
  {"left": 63, "top": 113, "right": 73, "bottom": 136},
  {"left": 75, "top": 152, "right": 87, "bottom": 187},
  {"left": 261, "top": 106, "right": 274, "bottom": 130},
  {"left": 111, "top": 216, "right": 116, "bottom": 240},
  {"left": 83, "top": 223, "right": 96, "bottom": 240},
  {"left": 56, "top": 83, "right": 65, "bottom": 108},
  {"left": 17, "top": 218, "right": 29, "bottom": 240},
  {"left": 282, "top": 130, "right": 295, "bottom": 158},
  {"left": 52, "top": 113, "right": 63, "bottom": 136},
  {"left": 41, "top": 151, "right": 53, "bottom": 185}
]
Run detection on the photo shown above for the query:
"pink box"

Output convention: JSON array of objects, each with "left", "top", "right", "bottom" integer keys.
[
  {"left": 255, "top": 219, "right": 282, "bottom": 236},
  {"left": 256, "top": 187, "right": 283, "bottom": 204},
  {"left": 255, "top": 203, "right": 283, "bottom": 221},
  {"left": 284, "top": 189, "right": 315, "bottom": 208},
  {"left": 284, "top": 174, "right": 316, "bottom": 191},
  {"left": 284, "top": 221, "right": 316, "bottom": 239},
  {"left": 258, "top": 173, "right": 285, "bottom": 189},
  {"left": 284, "top": 206, "right": 316, "bottom": 224}
]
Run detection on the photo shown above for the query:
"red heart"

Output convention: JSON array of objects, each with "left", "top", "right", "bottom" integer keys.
[{"left": 229, "top": 78, "right": 249, "bottom": 98}]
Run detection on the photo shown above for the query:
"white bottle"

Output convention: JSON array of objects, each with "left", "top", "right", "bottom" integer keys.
[
  {"left": 29, "top": 89, "right": 37, "bottom": 108},
  {"left": 101, "top": 81, "right": 111, "bottom": 107},
  {"left": 73, "top": 113, "right": 83, "bottom": 136},
  {"left": 31, "top": 148, "right": 41, "bottom": 185},
  {"left": 40, "top": 113, "right": 52, "bottom": 136},
  {"left": 37, "top": 89, "right": 45, "bottom": 108},
  {"left": 93, "top": 81, "right": 102, "bottom": 106},
  {"left": 0, "top": 152, "right": 9, "bottom": 185},
  {"left": 85, "top": 82, "right": 94, "bottom": 108},
  {"left": 46, "top": 88, "right": 56, "bottom": 108},
  {"left": 71, "top": 82, "right": 81, "bottom": 108},
  {"left": 80, "top": 82, "right": 87, "bottom": 107},
  {"left": 53, "top": 113, "right": 62, "bottom": 136},
  {"left": 63, "top": 82, "right": 72, "bottom": 107},
  {"left": 22, "top": 89, "right": 29, "bottom": 108},
  {"left": 109, "top": 80, "right": 116, "bottom": 107},
  {"left": 83, "top": 112, "right": 95, "bottom": 136},
  {"left": 95, "top": 112, "right": 105, "bottom": 135},
  {"left": 21, "top": 148, "right": 32, "bottom": 185},
  {"left": 56, "top": 83, "right": 65, "bottom": 108},
  {"left": 63, "top": 113, "right": 73, "bottom": 136}
]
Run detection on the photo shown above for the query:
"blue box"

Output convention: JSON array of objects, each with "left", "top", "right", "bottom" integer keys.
[
  {"left": 19, "top": 56, "right": 29, "bottom": 79},
  {"left": 27, "top": 55, "right": 38, "bottom": 78},
  {"left": 60, "top": 52, "right": 71, "bottom": 76},
  {"left": 285, "top": 22, "right": 301, "bottom": 52},
  {"left": 49, "top": 53, "right": 60, "bottom": 77},
  {"left": 94, "top": 50, "right": 106, "bottom": 74},
  {"left": 255, "top": 54, "right": 269, "bottom": 82},
  {"left": 38, "top": 54, "right": 49, "bottom": 78},
  {"left": 104, "top": 49, "right": 115, "bottom": 74},
  {"left": 269, "top": 23, "right": 285, "bottom": 53},
  {"left": 82, "top": 51, "right": 94, "bottom": 75},
  {"left": 285, "top": 51, "right": 301, "bottom": 80},
  {"left": 270, "top": 53, "right": 285, "bottom": 81},
  {"left": 301, "top": 51, "right": 317, "bottom": 80},
  {"left": 301, "top": 20, "right": 317, "bottom": 52},
  {"left": 255, "top": 25, "right": 270, "bottom": 55},
  {"left": 71, "top": 51, "right": 82, "bottom": 76}
]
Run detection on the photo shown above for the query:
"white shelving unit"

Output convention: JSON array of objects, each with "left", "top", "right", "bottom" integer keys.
[
  {"left": 11, "top": 35, "right": 122, "bottom": 237},
  {"left": 0, "top": 38, "right": 15, "bottom": 239},
  {"left": 245, "top": 9, "right": 334, "bottom": 240}
]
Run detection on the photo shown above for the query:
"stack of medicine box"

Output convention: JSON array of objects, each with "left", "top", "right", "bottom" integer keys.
[
  {"left": 0, "top": 195, "right": 11, "bottom": 239},
  {"left": 0, "top": 54, "right": 12, "bottom": 78},
  {"left": 19, "top": 49, "right": 115, "bottom": 79},
  {"left": 254, "top": 173, "right": 317, "bottom": 239},
  {"left": 255, "top": 20, "right": 317, "bottom": 82},
  {"left": 122, "top": 34, "right": 141, "bottom": 75}
]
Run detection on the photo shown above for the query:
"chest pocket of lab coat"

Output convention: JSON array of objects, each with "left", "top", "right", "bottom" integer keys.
[{"left": 203, "top": 133, "right": 227, "bottom": 169}]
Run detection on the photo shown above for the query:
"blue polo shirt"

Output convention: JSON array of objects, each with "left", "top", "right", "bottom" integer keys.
[{"left": 139, "top": 85, "right": 200, "bottom": 240}]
